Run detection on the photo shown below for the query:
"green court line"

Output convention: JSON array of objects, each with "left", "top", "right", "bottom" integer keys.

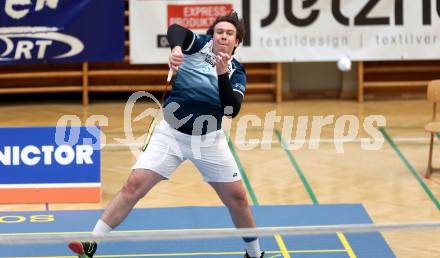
[
  {"left": 380, "top": 127, "right": 440, "bottom": 210},
  {"left": 274, "top": 130, "right": 357, "bottom": 257},
  {"left": 225, "top": 133, "right": 259, "bottom": 205},
  {"left": 225, "top": 133, "right": 295, "bottom": 257},
  {"left": 274, "top": 129, "right": 318, "bottom": 204},
  {"left": 437, "top": 133, "right": 440, "bottom": 140}
]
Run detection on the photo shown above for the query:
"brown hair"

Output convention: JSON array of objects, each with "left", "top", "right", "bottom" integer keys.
[{"left": 206, "top": 10, "right": 246, "bottom": 44}]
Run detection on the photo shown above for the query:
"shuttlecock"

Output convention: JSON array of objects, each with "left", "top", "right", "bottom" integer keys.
[{"left": 337, "top": 57, "right": 352, "bottom": 71}]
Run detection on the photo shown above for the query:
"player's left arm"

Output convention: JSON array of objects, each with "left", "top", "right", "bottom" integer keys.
[
  {"left": 217, "top": 64, "right": 246, "bottom": 118},
  {"left": 218, "top": 74, "right": 244, "bottom": 118}
]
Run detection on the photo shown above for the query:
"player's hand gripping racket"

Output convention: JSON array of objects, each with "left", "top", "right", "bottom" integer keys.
[{"left": 141, "top": 68, "right": 173, "bottom": 151}]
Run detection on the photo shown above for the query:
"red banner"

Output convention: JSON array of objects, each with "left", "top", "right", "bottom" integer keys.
[{"left": 167, "top": 4, "right": 232, "bottom": 29}]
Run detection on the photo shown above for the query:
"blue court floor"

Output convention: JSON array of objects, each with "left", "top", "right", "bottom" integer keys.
[{"left": 0, "top": 204, "right": 395, "bottom": 258}]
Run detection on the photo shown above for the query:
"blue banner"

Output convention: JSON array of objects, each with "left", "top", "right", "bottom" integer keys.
[
  {"left": 0, "top": 0, "right": 124, "bottom": 65},
  {"left": 0, "top": 127, "right": 100, "bottom": 184}
]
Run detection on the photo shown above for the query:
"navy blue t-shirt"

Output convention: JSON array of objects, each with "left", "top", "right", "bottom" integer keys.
[{"left": 164, "top": 33, "right": 246, "bottom": 135}]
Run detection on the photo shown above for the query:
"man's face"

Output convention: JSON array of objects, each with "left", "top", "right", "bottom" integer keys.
[{"left": 212, "top": 21, "right": 239, "bottom": 55}]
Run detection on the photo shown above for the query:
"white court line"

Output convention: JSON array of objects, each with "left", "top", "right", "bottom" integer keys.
[
  {"left": 0, "top": 183, "right": 100, "bottom": 189},
  {"left": 2, "top": 221, "right": 440, "bottom": 244},
  {"left": 102, "top": 137, "right": 438, "bottom": 149}
]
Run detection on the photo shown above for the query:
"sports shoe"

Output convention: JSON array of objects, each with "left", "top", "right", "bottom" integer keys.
[
  {"left": 68, "top": 241, "right": 97, "bottom": 258},
  {"left": 244, "top": 251, "right": 265, "bottom": 258}
]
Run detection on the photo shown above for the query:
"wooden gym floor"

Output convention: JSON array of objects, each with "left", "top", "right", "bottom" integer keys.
[{"left": 0, "top": 99, "right": 439, "bottom": 258}]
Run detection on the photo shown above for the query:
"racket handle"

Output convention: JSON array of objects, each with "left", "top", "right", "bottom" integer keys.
[{"left": 167, "top": 68, "right": 173, "bottom": 83}]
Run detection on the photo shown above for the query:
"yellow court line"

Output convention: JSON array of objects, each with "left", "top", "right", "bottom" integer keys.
[
  {"left": 2, "top": 230, "right": 353, "bottom": 257},
  {"left": 274, "top": 234, "right": 291, "bottom": 258},
  {"left": 337, "top": 232, "right": 357, "bottom": 258},
  {"left": 7, "top": 249, "right": 348, "bottom": 258}
]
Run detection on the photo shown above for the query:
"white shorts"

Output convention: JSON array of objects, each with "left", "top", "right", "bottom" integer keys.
[{"left": 132, "top": 120, "right": 241, "bottom": 182}]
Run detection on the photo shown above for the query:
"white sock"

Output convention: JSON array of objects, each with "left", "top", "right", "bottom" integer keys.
[
  {"left": 246, "top": 239, "right": 262, "bottom": 257},
  {"left": 92, "top": 219, "right": 112, "bottom": 237}
]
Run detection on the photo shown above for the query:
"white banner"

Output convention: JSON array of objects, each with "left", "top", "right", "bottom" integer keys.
[{"left": 130, "top": 0, "right": 440, "bottom": 63}]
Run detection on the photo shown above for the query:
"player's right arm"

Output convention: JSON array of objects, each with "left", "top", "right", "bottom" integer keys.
[
  {"left": 167, "top": 24, "right": 193, "bottom": 71},
  {"left": 166, "top": 24, "right": 211, "bottom": 70}
]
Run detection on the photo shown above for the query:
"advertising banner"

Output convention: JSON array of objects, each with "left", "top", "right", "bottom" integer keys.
[
  {"left": 0, "top": 126, "right": 101, "bottom": 203},
  {"left": 0, "top": 0, "right": 125, "bottom": 64},
  {"left": 130, "top": 0, "right": 440, "bottom": 63}
]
